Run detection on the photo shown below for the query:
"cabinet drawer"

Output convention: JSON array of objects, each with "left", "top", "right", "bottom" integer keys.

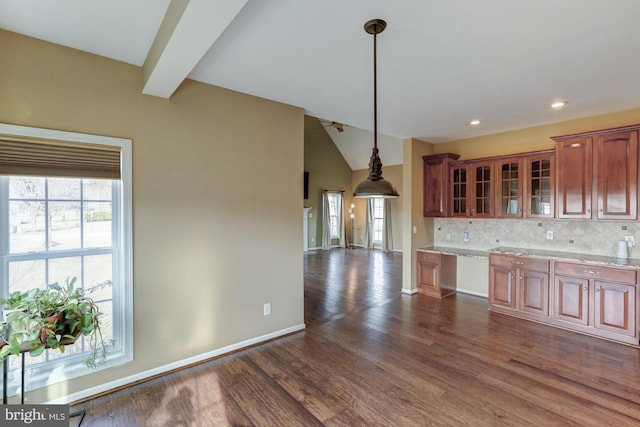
[
  {"left": 418, "top": 252, "right": 440, "bottom": 264},
  {"left": 554, "top": 262, "right": 637, "bottom": 284},
  {"left": 490, "top": 254, "right": 549, "bottom": 272}
]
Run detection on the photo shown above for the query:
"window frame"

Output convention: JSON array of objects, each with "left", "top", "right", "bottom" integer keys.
[
  {"left": 372, "top": 198, "right": 384, "bottom": 244},
  {"left": 0, "top": 123, "right": 133, "bottom": 395},
  {"left": 327, "top": 193, "right": 340, "bottom": 240}
]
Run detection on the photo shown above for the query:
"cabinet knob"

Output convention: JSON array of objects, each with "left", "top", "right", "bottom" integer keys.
[
  {"left": 520, "top": 276, "right": 523, "bottom": 280},
  {"left": 583, "top": 286, "right": 588, "bottom": 291},
  {"left": 595, "top": 288, "right": 600, "bottom": 292}
]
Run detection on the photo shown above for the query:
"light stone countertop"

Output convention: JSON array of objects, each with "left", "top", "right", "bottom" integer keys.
[
  {"left": 418, "top": 245, "right": 640, "bottom": 268},
  {"left": 417, "top": 246, "right": 489, "bottom": 259},
  {"left": 489, "top": 246, "right": 640, "bottom": 268}
]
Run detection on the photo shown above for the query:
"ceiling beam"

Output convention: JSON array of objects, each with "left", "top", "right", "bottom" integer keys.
[{"left": 142, "top": 0, "right": 248, "bottom": 98}]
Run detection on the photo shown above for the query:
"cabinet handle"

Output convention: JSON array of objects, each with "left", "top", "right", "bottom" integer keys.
[
  {"left": 512, "top": 261, "right": 524, "bottom": 265},
  {"left": 520, "top": 276, "right": 523, "bottom": 280},
  {"left": 584, "top": 270, "right": 599, "bottom": 275}
]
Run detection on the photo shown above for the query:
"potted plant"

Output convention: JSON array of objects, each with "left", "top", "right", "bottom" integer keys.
[{"left": 0, "top": 277, "right": 112, "bottom": 369}]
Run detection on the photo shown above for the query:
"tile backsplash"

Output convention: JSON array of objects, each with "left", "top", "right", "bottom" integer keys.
[{"left": 434, "top": 218, "right": 640, "bottom": 258}]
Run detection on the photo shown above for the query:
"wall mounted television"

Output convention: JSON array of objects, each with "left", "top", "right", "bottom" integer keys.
[{"left": 304, "top": 171, "right": 309, "bottom": 199}]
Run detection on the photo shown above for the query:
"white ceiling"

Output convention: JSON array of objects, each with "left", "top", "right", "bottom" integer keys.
[{"left": 3, "top": 0, "right": 640, "bottom": 170}]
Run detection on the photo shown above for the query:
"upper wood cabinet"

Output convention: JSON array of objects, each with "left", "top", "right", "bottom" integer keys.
[
  {"left": 495, "top": 152, "right": 556, "bottom": 219},
  {"left": 556, "top": 137, "right": 593, "bottom": 219},
  {"left": 595, "top": 130, "right": 638, "bottom": 220},
  {"left": 423, "top": 150, "right": 555, "bottom": 219},
  {"left": 524, "top": 152, "right": 555, "bottom": 218},
  {"left": 495, "top": 158, "right": 523, "bottom": 218},
  {"left": 553, "top": 125, "right": 639, "bottom": 220},
  {"left": 423, "top": 153, "right": 460, "bottom": 217},
  {"left": 450, "top": 161, "right": 494, "bottom": 217}
]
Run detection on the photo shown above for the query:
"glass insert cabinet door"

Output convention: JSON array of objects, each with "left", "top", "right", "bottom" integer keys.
[
  {"left": 497, "top": 160, "right": 522, "bottom": 217},
  {"left": 528, "top": 157, "right": 554, "bottom": 217},
  {"left": 473, "top": 163, "right": 493, "bottom": 217},
  {"left": 451, "top": 166, "right": 468, "bottom": 216},
  {"left": 450, "top": 162, "right": 493, "bottom": 217}
]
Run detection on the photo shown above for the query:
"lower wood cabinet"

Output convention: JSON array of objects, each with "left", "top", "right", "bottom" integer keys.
[
  {"left": 489, "top": 254, "right": 549, "bottom": 316},
  {"left": 417, "top": 251, "right": 456, "bottom": 298},
  {"left": 554, "top": 262, "right": 637, "bottom": 344},
  {"left": 489, "top": 253, "right": 639, "bottom": 346}
]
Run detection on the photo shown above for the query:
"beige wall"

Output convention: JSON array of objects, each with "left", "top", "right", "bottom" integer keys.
[
  {"left": 402, "top": 138, "right": 435, "bottom": 292},
  {"left": 304, "top": 116, "right": 353, "bottom": 248},
  {"left": 351, "top": 164, "right": 403, "bottom": 251},
  {"left": 1, "top": 30, "right": 304, "bottom": 402},
  {"left": 433, "top": 108, "right": 640, "bottom": 159}
]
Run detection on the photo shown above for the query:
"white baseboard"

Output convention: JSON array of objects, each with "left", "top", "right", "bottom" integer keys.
[
  {"left": 47, "top": 323, "right": 306, "bottom": 405},
  {"left": 456, "top": 288, "right": 488, "bottom": 298},
  {"left": 401, "top": 288, "right": 418, "bottom": 295}
]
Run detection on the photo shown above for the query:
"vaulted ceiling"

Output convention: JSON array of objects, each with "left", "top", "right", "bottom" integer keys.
[{"left": 3, "top": 1, "right": 640, "bottom": 170}]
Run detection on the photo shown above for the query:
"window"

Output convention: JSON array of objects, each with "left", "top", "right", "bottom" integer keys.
[
  {"left": 0, "top": 123, "right": 132, "bottom": 393},
  {"left": 372, "top": 198, "right": 384, "bottom": 244},
  {"left": 327, "top": 193, "right": 340, "bottom": 239}
]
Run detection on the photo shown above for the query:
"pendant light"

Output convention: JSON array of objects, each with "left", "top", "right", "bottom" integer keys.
[{"left": 353, "top": 19, "right": 399, "bottom": 199}]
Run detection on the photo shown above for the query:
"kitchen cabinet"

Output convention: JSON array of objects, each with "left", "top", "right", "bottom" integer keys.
[
  {"left": 422, "top": 153, "right": 460, "bottom": 217},
  {"left": 417, "top": 251, "right": 456, "bottom": 298},
  {"left": 495, "top": 151, "right": 556, "bottom": 219},
  {"left": 490, "top": 250, "right": 640, "bottom": 346},
  {"left": 553, "top": 262, "right": 637, "bottom": 343},
  {"left": 524, "top": 152, "right": 555, "bottom": 218},
  {"left": 595, "top": 129, "right": 638, "bottom": 220},
  {"left": 495, "top": 158, "right": 523, "bottom": 218},
  {"left": 553, "top": 125, "right": 639, "bottom": 220},
  {"left": 450, "top": 161, "right": 493, "bottom": 217},
  {"left": 555, "top": 136, "right": 592, "bottom": 219},
  {"left": 489, "top": 254, "right": 549, "bottom": 317}
]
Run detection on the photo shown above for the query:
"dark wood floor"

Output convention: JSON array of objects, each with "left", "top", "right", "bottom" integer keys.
[{"left": 71, "top": 249, "right": 640, "bottom": 426}]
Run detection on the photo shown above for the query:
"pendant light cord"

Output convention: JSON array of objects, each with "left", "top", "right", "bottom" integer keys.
[{"left": 373, "top": 27, "right": 378, "bottom": 151}]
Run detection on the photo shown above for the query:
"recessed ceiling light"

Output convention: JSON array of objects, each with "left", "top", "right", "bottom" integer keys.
[
  {"left": 470, "top": 120, "right": 481, "bottom": 126},
  {"left": 551, "top": 101, "right": 567, "bottom": 109}
]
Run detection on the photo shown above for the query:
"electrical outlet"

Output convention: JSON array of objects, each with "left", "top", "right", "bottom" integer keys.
[
  {"left": 546, "top": 230, "right": 554, "bottom": 240},
  {"left": 463, "top": 231, "right": 469, "bottom": 242},
  {"left": 446, "top": 233, "right": 451, "bottom": 240},
  {"left": 625, "top": 236, "right": 636, "bottom": 247},
  {"left": 263, "top": 303, "right": 271, "bottom": 316}
]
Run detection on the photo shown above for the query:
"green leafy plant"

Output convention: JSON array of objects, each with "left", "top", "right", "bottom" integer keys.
[{"left": 0, "top": 277, "right": 112, "bottom": 368}]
